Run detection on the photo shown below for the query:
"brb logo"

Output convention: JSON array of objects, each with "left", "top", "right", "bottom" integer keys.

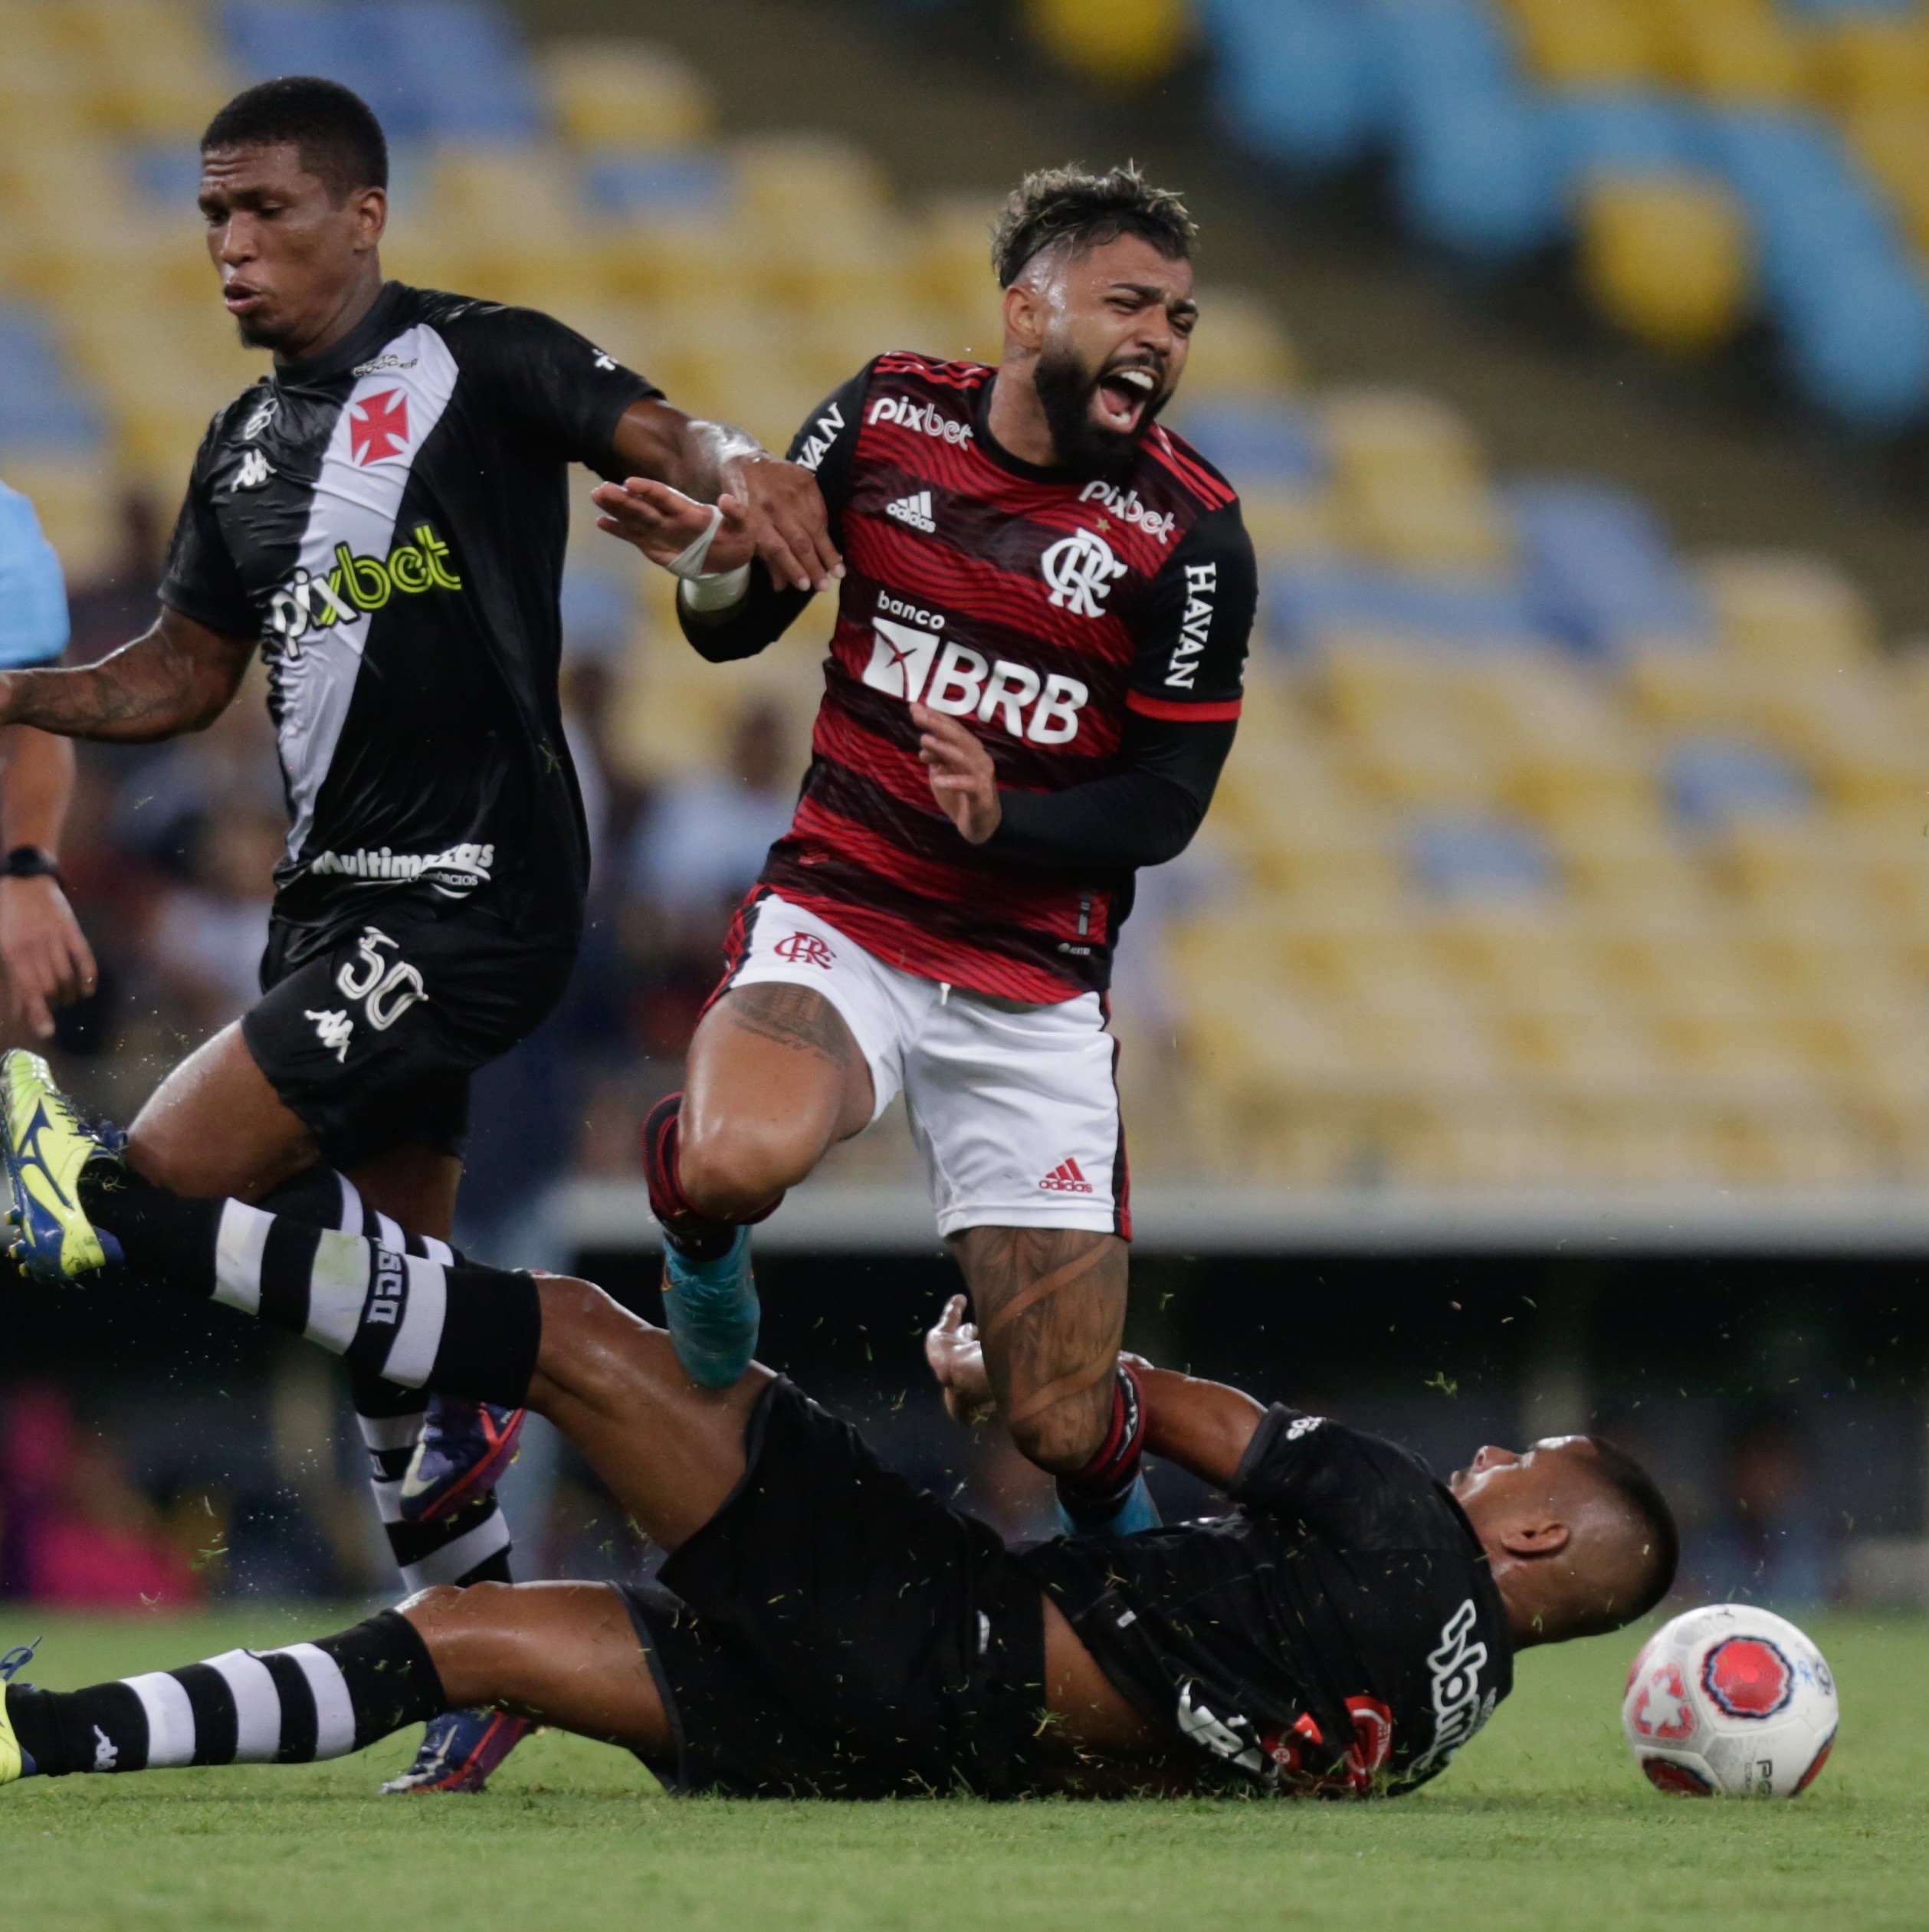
[
  {"left": 1040, "top": 528, "right": 1127, "bottom": 618},
  {"left": 773, "top": 932, "right": 835, "bottom": 969},
  {"left": 862, "top": 606, "right": 1089, "bottom": 746}
]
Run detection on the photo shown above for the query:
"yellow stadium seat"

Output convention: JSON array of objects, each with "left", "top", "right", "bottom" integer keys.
[
  {"left": 909, "top": 196, "right": 1007, "bottom": 362},
  {"left": 735, "top": 133, "right": 891, "bottom": 238},
  {"left": 0, "top": 448, "right": 117, "bottom": 583},
  {"left": 1236, "top": 483, "right": 1340, "bottom": 566},
  {"left": 1813, "top": 17, "right": 1929, "bottom": 113},
  {"left": 543, "top": 41, "right": 714, "bottom": 149},
  {"left": 1741, "top": 668, "right": 1929, "bottom": 812},
  {"left": 1622, "top": 643, "right": 1753, "bottom": 731},
  {"left": 1651, "top": 0, "right": 1811, "bottom": 103},
  {"left": 1699, "top": 550, "right": 1876, "bottom": 668},
  {"left": 1578, "top": 172, "right": 1750, "bottom": 355},
  {"left": 1503, "top": 0, "right": 1662, "bottom": 87},
  {"left": 1337, "top": 473, "right": 1515, "bottom": 573},
  {"left": 1022, "top": 0, "right": 1193, "bottom": 90},
  {"left": 1842, "top": 103, "right": 1929, "bottom": 260},
  {"left": 1182, "top": 290, "right": 1301, "bottom": 397},
  {"left": 1320, "top": 386, "right": 1487, "bottom": 486}
]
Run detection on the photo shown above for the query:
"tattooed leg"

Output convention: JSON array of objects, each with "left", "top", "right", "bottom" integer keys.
[
  {"left": 953, "top": 1228, "right": 1129, "bottom": 1475},
  {"left": 677, "top": 983, "right": 875, "bottom": 1221}
]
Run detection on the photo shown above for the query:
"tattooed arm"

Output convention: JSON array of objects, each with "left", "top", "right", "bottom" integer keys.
[{"left": 0, "top": 608, "right": 255, "bottom": 743}]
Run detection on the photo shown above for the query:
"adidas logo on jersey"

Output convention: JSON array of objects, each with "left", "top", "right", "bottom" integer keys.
[
  {"left": 1039, "top": 1158, "right": 1094, "bottom": 1195},
  {"left": 886, "top": 490, "right": 937, "bottom": 533}
]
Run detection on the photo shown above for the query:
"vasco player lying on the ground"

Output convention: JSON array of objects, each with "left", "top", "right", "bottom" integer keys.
[
  {"left": 0, "top": 77, "right": 835, "bottom": 1793},
  {"left": 0, "top": 1065, "right": 1678, "bottom": 1801},
  {"left": 593, "top": 166, "right": 1258, "bottom": 1545}
]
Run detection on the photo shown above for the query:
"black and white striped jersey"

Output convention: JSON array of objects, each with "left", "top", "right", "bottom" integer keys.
[{"left": 159, "top": 280, "right": 658, "bottom": 938}]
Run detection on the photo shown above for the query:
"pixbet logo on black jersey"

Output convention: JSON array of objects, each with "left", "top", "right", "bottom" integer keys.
[{"left": 267, "top": 521, "right": 463, "bottom": 648}]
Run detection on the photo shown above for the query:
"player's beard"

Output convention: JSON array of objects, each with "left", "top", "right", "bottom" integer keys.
[{"left": 1033, "top": 342, "right": 1166, "bottom": 481}]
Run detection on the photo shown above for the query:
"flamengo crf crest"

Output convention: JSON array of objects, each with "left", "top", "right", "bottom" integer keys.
[{"left": 1040, "top": 528, "right": 1127, "bottom": 617}]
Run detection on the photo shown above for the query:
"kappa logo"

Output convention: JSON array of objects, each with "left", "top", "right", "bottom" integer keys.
[
  {"left": 773, "top": 931, "right": 835, "bottom": 969},
  {"left": 234, "top": 448, "right": 274, "bottom": 491},
  {"left": 796, "top": 400, "right": 846, "bottom": 474},
  {"left": 886, "top": 490, "right": 937, "bottom": 533},
  {"left": 1039, "top": 1158, "right": 1094, "bottom": 1195},
  {"left": 349, "top": 389, "right": 411, "bottom": 465},
  {"left": 91, "top": 1725, "right": 119, "bottom": 1772},
  {"left": 862, "top": 612, "right": 1090, "bottom": 746},
  {"left": 1041, "top": 528, "right": 1128, "bottom": 618},
  {"left": 592, "top": 349, "right": 618, "bottom": 372},
  {"left": 867, "top": 394, "right": 975, "bottom": 445},
  {"left": 1166, "top": 563, "right": 1217, "bottom": 689},
  {"left": 306, "top": 1008, "right": 354, "bottom": 1064},
  {"left": 267, "top": 521, "right": 462, "bottom": 648}
]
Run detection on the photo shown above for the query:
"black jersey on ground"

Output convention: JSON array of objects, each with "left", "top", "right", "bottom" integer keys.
[
  {"left": 1019, "top": 1409, "right": 1514, "bottom": 1795},
  {"left": 159, "top": 280, "right": 658, "bottom": 942}
]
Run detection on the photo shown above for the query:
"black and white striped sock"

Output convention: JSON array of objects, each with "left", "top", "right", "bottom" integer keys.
[
  {"left": 5, "top": 1611, "right": 445, "bottom": 1776},
  {"left": 298, "top": 1174, "right": 517, "bottom": 1592}
]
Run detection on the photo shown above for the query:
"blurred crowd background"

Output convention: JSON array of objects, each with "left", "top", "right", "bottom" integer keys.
[{"left": 5, "top": 0, "right": 1929, "bottom": 1621}]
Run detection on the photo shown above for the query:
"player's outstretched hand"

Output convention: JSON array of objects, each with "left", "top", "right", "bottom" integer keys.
[
  {"left": 913, "top": 704, "right": 1001, "bottom": 845},
  {"left": 926, "top": 1294, "right": 999, "bottom": 1427},
  {"left": 0, "top": 874, "right": 96, "bottom": 1041},
  {"left": 591, "top": 477, "right": 756, "bottom": 576},
  {"left": 720, "top": 452, "right": 843, "bottom": 596}
]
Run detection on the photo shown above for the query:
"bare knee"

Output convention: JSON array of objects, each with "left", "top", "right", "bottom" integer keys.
[{"left": 677, "top": 1114, "right": 817, "bottom": 1219}]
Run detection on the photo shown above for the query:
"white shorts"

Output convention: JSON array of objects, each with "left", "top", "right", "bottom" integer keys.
[{"left": 720, "top": 892, "right": 1129, "bottom": 1239}]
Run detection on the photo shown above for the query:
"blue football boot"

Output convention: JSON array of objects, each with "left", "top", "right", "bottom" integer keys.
[
  {"left": 1055, "top": 1469, "right": 1163, "bottom": 1540},
  {"left": 395, "top": 1397, "right": 527, "bottom": 1527},
  {"left": 1, "top": 1639, "right": 42, "bottom": 1785},
  {"left": 381, "top": 1706, "right": 533, "bottom": 1795},
  {"left": 661, "top": 1227, "right": 760, "bottom": 1389}
]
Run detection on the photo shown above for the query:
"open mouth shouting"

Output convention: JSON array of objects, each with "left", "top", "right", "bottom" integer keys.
[{"left": 1094, "top": 360, "right": 1162, "bottom": 434}]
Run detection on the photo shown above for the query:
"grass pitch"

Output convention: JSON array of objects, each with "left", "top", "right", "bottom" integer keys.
[{"left": 2, "top": 1607, "right": 1924, "bottom": 1932}]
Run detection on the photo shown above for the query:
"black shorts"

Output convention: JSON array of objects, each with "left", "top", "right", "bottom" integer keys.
[
  {"left": 242, "top": 894, "right": 575, "bottom": 1170},
  {"left": 619, "top": 1380, "right": 1048, "bottom": 1800}
]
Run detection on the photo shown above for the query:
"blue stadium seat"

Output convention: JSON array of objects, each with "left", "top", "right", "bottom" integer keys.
[
  {"left": 1697, "top": 109, "right": 1929, "bottom": 427},
  {"left": 1177, "top": 401, "right": 1325, "bottom": 486},
  {"left": 1667, "top": 736, "right": 1809, "bottom": 828},
  {"left": 0, "top": 308, "right": 99, "bottom": 448},
  {"left": 1199, "top": 0, "right": 1386, "bottom": 172},
  {"left": 1406, "top": 812, "right": 1557, "bottom": 900},
  {"left": 224, "top": 2, "right": 539, "bottom": 143},
  {"left": 1507, "top": 478, "right": 1708, "bottom": 658},
  {"left": 1266, "top": 564, "right": 1547, "bottom": 653},
  {"left": 1544, "top": 91, "right": 1699, "bottom": 188},
  {"left": 583, "top": 151, "right": 732, "bottom": 223}
]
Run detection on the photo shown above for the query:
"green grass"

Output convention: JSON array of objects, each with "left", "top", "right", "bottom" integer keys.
[{"left": 2, "top": 1607, "right": 1924, "bottom": 1931}]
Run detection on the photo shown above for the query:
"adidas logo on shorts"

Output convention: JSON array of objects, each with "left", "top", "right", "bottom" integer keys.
[
  {"left": 885, "top": 490, "right": 937, "bottom": 533},
  {"left": 1039, "top": 1158, "right": 1094, "bottom": 1195}
]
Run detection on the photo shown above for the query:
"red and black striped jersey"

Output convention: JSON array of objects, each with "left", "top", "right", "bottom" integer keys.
[{"left": 684, "top": 351, "right": 1256, "bottom": 1003}]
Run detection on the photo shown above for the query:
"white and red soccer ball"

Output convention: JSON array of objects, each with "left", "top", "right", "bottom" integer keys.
[{"left": 1622, "top": 1605, "right": 1837, "bottom": 1798}]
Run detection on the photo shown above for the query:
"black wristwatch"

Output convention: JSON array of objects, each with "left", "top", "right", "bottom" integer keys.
[{"left": 2, "top": 846, "right": 61, "bottom": 884}]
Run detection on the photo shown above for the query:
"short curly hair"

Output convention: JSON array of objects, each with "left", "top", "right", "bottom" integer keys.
[{"left": 990, "top": 163, "right": 1197, "bottom": 289}]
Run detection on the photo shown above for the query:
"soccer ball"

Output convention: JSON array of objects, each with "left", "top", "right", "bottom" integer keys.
[{"left": 1621, "top": 1604, "right": 1838, "bottom": 1798}]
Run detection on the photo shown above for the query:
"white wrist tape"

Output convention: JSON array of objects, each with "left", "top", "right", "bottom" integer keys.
[
  {"left": 679, "top": 564, "right": 753, "bottom": 613},
  {"left": 665, "top": 502, "right": 726, "bottom": 580}
]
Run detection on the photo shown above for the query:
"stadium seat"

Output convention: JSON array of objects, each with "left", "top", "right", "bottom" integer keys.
[
  {"left": 1544, "top": 88, "right": 1701, "bottom": 185},
  {"left": 1021, "top": 0, "right": 1193, "bottom": 90},
  {"left": 1577, "top": 171, "right": 1751, "bottom": 353},
  {"left": 1811, "top": 13, "right": 1929, "bottom": 113},
  {"left": 1658, "top": 3, "right": 1813, "bottom": 105},
  {"left": 1501, "top": 0, "right": 1663, "bottom": 90},
  {"left": 1199, "top": 0, "right": 1386, "bottom": 172},
  {"left": 1179, "top": 292, "right": 1304, "bottom": 398},
  {"left": 1665, "top": 733, "right": 1810, "bottom": 828},
  {"left": 549, "top": 40, "right": 715, "bottom": 147},
  {"left": 1508, "top": 477, "right": 1710, "bottom": 657},
  {"left": 1699, "top": 549, "right": 1876, "bottom": 666}
]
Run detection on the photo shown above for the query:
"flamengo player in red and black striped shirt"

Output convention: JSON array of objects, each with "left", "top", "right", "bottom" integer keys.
[{"left": 593, "top": 166, "right": 1258, "bottom": 1536}]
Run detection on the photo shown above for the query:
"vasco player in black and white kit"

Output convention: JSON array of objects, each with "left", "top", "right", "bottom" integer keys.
[
  {"left": 0, "top": 1166, "right": 1680, "bottom": 1799},
  {"left": 0, "top": 79, "right": 837, "bottom": 1792}
]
